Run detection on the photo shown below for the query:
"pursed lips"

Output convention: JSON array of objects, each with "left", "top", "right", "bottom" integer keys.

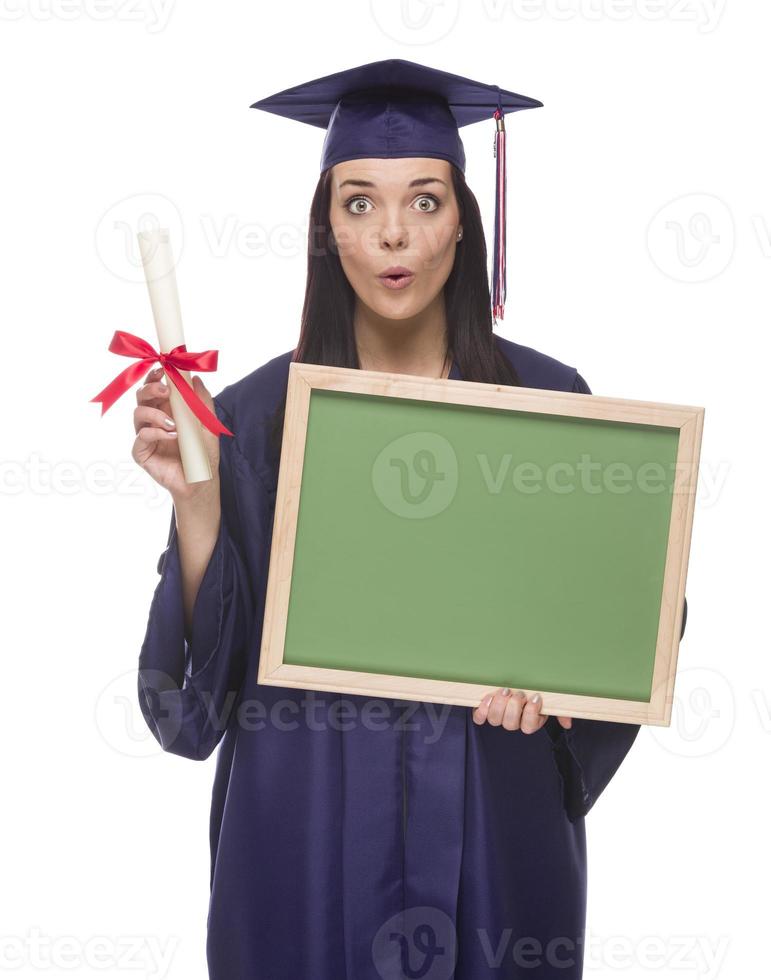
[{"left": 378, "top": 268, "right": 415, "bottom": 289}]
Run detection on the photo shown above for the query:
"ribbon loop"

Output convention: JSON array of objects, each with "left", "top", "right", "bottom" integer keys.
[{"left": 90, "top": 329, "right": 234, "bottom": 438}]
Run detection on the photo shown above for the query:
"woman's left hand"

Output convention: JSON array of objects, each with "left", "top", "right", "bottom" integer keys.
[{"left": 472, "top": 688, "right": 573, "bottom": 734}]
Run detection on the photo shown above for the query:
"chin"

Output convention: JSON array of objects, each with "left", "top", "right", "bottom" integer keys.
[
  {"left": 365, "top": 294, "right": 428, "bottom": 322},
  {"left": 374, "top": 307, "right": 422, "bottom": 322}
]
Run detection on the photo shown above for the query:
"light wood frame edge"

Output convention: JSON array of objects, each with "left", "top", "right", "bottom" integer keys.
[{"left": 258, "top": 361, "right": 704, "bottom": 727}]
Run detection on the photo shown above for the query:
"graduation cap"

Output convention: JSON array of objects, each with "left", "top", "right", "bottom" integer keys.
[{"left": 250, "top": 59, "right": 542, "bottom": 323}]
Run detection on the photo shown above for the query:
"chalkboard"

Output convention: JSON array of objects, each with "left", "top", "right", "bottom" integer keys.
[{"left": 258, "top": 363, "right": 703, "bottom": 725}]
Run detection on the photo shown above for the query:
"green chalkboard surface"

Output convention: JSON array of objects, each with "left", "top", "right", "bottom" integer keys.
[{"left": 281, "top": 387, "right": 681, "bottom": 704}]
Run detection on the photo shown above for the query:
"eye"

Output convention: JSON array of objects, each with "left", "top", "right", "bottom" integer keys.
[
  {"left": 344, "top": 196, "right": 374, "bottom": 215},
  {"left": 413, "top": 194, "right": 440, "bottom": 213}
]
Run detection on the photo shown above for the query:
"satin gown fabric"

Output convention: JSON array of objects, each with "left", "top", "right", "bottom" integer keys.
[{"left": 137, "top": 335, "right": 687, "bottom": 979}]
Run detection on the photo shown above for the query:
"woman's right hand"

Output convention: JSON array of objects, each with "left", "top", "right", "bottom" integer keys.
[{"left": 132, "top": 366, "right": 221, "bottom": 503}]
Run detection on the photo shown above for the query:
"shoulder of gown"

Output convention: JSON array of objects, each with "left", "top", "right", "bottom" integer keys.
[
  {"left": 213, "top": 347, "right": 296, "bottom": 485},
  {"left": 492, "top": 333, "right": 580, "bottom": 393}
]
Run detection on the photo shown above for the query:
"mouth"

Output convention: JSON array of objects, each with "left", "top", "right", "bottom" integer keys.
[{"left": 378, "top": 269, "right": 416, "bottom": 290}]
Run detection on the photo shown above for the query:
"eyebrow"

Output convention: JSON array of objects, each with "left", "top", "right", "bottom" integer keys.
[{"left": 338, "top": 177, "right": 448, "bottom": 191}]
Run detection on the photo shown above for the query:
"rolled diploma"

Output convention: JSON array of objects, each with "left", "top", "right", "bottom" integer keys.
[{"left": 137, "top": 228, "right": 212, "bottom": 484}]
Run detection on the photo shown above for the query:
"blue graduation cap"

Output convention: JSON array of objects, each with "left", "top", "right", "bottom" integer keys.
[{"left": 250, "top": 59, "right": 542, "bottom": 324}]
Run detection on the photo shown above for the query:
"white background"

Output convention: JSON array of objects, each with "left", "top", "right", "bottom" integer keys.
[{"left": 1, "top": 1, "right": 765, "bottom": 977}]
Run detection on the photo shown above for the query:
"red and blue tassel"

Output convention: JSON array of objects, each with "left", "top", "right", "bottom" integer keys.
[{"left": 491, "top": 106, "right": 507, "bottom": 324}]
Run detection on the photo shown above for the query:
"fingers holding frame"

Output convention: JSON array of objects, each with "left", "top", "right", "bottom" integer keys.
[{"left": 472, "top": 688, "right": 550, "bottom": 734}]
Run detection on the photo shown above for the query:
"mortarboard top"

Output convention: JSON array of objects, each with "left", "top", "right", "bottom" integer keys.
[{"left": 250, "top": 59, "right": 543, "bottom": 323}]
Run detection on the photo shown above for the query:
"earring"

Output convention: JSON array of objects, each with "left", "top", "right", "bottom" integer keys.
[{"left": 457, "top": 230, "right": 463, "bottom": 241}]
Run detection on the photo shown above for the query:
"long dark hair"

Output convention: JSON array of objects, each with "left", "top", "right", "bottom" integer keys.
[{"left": 268, "top": 162, "right": 521, "bottom": 464}]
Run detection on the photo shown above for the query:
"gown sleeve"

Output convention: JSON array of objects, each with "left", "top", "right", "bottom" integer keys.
[
  {"left": 544, "top": 371, "right": 690, "bottom": 822},
  {"left": 137, "top": 395, "right": 257, "bottom": 762}
]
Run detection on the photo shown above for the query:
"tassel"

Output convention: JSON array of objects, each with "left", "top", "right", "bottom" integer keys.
[{"left": 491, "top": 107, "right": 507, "bottom": 324}]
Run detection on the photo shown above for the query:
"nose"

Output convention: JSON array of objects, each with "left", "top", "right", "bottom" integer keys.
[{"left": 379, "top": 215, "right": 408, "bottom": 250}]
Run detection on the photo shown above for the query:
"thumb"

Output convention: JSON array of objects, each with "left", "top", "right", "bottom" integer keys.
[
  {"left": 192, "top": 374, "right": 213, "bottom": 408},
  {"left": 192, "top": 375, "right": 214, "bottom": 411},
  {"left": 191, "top": 376, "right": 220, "bottom": 445}
]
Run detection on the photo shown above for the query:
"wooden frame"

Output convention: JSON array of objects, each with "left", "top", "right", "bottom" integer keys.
[{"left": 257, "top": 362, "right": 704, "bottom": 726}]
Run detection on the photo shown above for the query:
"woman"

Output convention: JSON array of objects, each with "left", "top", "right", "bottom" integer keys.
[{"left": 133, "top": 61, "right": 687, "bottom": 980}]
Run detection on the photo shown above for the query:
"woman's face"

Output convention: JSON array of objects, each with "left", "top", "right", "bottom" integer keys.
[{"left": 329, "top": 157, "right": 462, "bottom": 321}]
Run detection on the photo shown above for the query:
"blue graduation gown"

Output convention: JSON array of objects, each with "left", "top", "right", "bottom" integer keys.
[{"left": 138, "top": 334, "right": 688, "bottom": 979}]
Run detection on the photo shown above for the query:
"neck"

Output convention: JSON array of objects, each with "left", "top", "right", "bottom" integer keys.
[{"left": 353, "top": 292, "right": 451, "bottom": 379}]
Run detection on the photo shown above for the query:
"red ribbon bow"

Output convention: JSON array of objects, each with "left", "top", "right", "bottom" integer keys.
[{"left": 90, "top": 330, "right": 234, "bottom": 437}]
